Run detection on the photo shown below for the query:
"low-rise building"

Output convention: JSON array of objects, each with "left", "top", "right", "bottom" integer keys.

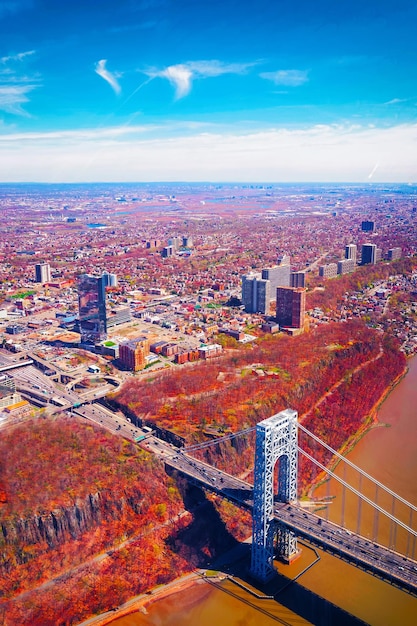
[
  {"left": 198, "top": 343, "right": 223, "bottom": 359},
  {"left": 319, "top": 263, "right": 338, "bottom": 278},
  {"left": 337, "top": 258, "right": 355, "bottom": 275}
]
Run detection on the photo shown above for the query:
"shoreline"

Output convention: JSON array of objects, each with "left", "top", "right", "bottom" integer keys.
[
  {"left": 78, "top": 570, "right": 206, "bottom": 626},
  {"left": 309, "top": 362, "right": 408, "bottom": 498}
]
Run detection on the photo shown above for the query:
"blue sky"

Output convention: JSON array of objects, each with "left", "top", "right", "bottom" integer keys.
[{"left": 0, "top": 0, "right": 416, "bottom": 182}]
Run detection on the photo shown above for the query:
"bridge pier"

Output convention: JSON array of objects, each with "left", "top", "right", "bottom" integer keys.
[{"left": 250, "top": 409, "right": 298, "bottom": 582}]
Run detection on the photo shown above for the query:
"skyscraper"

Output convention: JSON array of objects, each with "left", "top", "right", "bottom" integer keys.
[
  {"left": 262, "top": 264, "right": 290, "bottom": 292},
  {"left": 361, "top": 220, "right": 375, "bottom": 232},
  {"left": 35, "top": 262, "right": 51, "bottom": 283},
  {"left": 241, "top": 274, "right": 271, "bottom": 314},
  {"left": 276, "top": 287, "right": 306, "bottom": 329},
  {"left": 78, "top": 274, "right": 107, "bottom": 343},
  {"left": 345, "top": 244, "right": 357, "bottom": 263},
  {"left": 361, "top": 243, "right": 377, "bottom": 265},
  {"left": 290, "top": 271, "right": 306, "bottom": 288},
  {"left": 102, "top": 271, "right": 118, "bottom": 287}
]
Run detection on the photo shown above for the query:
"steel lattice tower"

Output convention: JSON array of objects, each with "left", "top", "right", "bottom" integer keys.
[{"left": 250, "top": 408, "right": 298, "bottom": 582}]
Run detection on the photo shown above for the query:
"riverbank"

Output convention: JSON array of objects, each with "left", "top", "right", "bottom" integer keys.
[
  {"left": 308, "top": 361, "right": 408, "bottom": 498},
  {"left": 79, "top": 571, "right": 206, "bottom": 626},
  {"left": 333, "top": 361, "right": 408, "bottom": 455}
]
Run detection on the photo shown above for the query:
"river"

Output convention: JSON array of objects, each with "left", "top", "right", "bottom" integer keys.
[{"left": 109, "top": 356, "right": 417, "bottom": 626}]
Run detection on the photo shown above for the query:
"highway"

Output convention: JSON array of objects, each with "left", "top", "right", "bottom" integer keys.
[
  {"left": 159, "top": 446, "right": 417, "bottom": 596},
  {"left": 1, "top": 350, "right": 148, "bottom": 443},
  {"left": 3, "top": 350, "right": 417, "bottom": 595},
  {"left": 73, "top": 402, "right": 147, "bottom": 442}
]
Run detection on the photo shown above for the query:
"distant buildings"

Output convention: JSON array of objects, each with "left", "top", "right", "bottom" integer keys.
[
  {"left": 146, "top": 239, "right": 161, "bottom": 249},
  {"left": 387, "top": 247, "right": 402, "bottom": 261},
  {"left": 277, "top": 253, "right": 290, "bottom": 266},
  {"left": 78, "top": 274, "right": 107, "bottom": 343},
  {"left": 182, "top": 235, "right": 193, "bottom": 248},
  {"left": 35, "top": 262, "right": 51, "bottom": 283},
  {"left": 162, "top": 246, "right": 173, "bottom": 258},
  {"left": 161, "top": 235, "right": 193, "bottom": 258},
  {"left": 168, "top": 236, "right": 181, "bottom": 251},
  {"left": 276, "top": 287, "right": 306, "bottom": 329},
  {"left": 361, "top": 220, "right": 375, "bottom": 232},
  {"left": 119, "top": 337, "right": 150, "bottom": 371},
  {"left": 102, "top": 271, "right": 118, "bottom": 287},
  {"left": 242, "top": 254, "right": 292, "bottom": 314}
]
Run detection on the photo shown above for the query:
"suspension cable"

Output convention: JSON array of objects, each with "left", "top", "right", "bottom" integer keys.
[
  {"left": 298, "top": 423, "right": 417, "bottom": 513},
  {"left": 182, "top": 426, "right": 256, "bottom": 453},
  {"left": 298, "top": 447, "right": 417, "bottom": 538}
]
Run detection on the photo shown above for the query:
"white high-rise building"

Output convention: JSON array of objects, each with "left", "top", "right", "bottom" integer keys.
[
  {"left": 345, "top": 244, "right": 357, "bottom": 263},
  {"left": 102, "top": 271, "right": 118, "bottom": 287},
  {"left": 35, "top": 262, "right": 51, "bottom": 283},
  {"left": 242, "top": 274, "right": 271, "bottom": 314}
]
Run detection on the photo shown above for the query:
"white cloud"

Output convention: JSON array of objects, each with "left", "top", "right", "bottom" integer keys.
[
  {"left": 95, "top": 59, "right": 122, "bottom": 95},
  {"left": 185, "top": 60, "right": 256, "bottom": 77},
  {"left": 0, "top": 122, "right": 416, "bottom": 183},
  {"left": 260, "top": 69, "right": 309, "bottom": 87},
  {"left": 147, "top": 59, "right": 256, "bottom": 99},
  {"left": 157, "top": 65, "right": 193, "bottom": 99},
  {"left": 0, "top": 124, "right": 156, "bottom": 143},
  {"left": 0, "top": 50, "right": 35, "bottom": 64},
  {"left": 0, "top": 83, "right": 37, "bottom": 116},
  {"left": 384, "top": 98, "right": 407, "bottom": 105},
  {"left": 0, "top": 49, "right": 38, "bottom": 115}
]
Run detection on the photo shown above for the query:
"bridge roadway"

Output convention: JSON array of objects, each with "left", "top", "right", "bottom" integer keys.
[
  {"left": 154, "top": 443, "right": 417, "bottom": 596},
  {"left": 3, "top": 351, "right": 416, "bottom": 594}
]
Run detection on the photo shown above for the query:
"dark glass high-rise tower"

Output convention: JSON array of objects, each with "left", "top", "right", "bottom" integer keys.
[{"left": 78, "top": 274, "right": 107, "bottom": 343}]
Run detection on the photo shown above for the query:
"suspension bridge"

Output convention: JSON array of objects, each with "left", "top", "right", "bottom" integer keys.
[{"left": 162, "top": 408, "right": 417, "bottom": 594}]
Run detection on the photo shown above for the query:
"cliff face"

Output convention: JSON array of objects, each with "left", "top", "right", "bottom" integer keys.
[{"left": 0, "top": 490, "right": 139, "bottom": 569}]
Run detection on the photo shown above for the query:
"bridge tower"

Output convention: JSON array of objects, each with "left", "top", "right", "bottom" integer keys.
[{"left": 250, "top": 408, "right": 298, "bottom": 582}]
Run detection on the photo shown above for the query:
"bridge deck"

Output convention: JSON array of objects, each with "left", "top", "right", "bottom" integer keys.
[{"left": 164, "top": 450, "right": 417, "bottom": 596}]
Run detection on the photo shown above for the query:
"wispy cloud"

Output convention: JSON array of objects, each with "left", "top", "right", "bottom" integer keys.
[
  {"left": 95, "top": 59, "right": 122, "bottom": 95},
  {"left": 155, "top": 65, "right": 192, "bottom": 99},
  {"left": 0, "top": 84, "right": 36, "bottom": 116},
  {"left": 260, "top": 69, "right": 308, "bottom": 87},
  {"left": 0, "top": 124, "right": 157, "bottom": 142},
  {"left": 185, "top": 60, "right": 256, "bottom": 77},
  {"left": 0, "top": 49, "right": 39, "bottom": 115},
  {"left": 0, "top": 50, "right": 35, "bottom": 64},
  {"left": 384, "top": 98, "right": 407, "bottom": 105},
  {"left": 146, "top": 60, "right": 256, "bottom": 99}
]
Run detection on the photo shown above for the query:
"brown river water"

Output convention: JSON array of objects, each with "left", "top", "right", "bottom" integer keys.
[{"left": 110, "top": 356, "right": 417, "bottom": 626}]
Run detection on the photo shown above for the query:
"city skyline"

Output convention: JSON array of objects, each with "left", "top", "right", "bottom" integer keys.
[{"left": 0, "top": 0, "right": 416, "bottom": 183}]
